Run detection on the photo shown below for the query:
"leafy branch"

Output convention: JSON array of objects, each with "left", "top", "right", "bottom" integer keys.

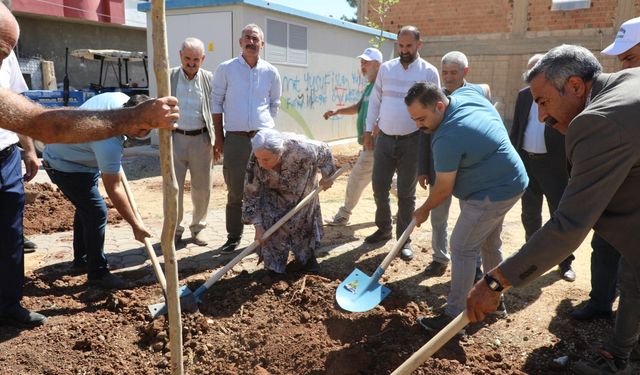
[{"left": 364, "top": 0, "right": 399, "bottom": 48}]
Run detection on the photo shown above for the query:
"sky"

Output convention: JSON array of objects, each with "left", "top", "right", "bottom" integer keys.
[{"left": 268, "top": 0, "right": 357, "bottom": 20}]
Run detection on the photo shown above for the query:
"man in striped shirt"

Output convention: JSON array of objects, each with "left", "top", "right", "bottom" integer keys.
[{"left": 362, "top": 25, "right": 440, "bottom": 260}]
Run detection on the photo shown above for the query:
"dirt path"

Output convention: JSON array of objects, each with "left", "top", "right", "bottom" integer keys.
[{"left": 7, "top": 143, "right": 630, "bottom": 374}]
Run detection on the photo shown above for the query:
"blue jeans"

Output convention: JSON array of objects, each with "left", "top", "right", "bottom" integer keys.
[
  {"left": 45, "top": 166, "right": 109, "bottom": 280},
  {"left": 371, "top": 131, "right": 418, "bottom": 240},
  {"left": 0, "top": 145, "right": 25, "bottom": 310},
  {"left": 587, "top": 234, "right": 620, "bottom": 312}
]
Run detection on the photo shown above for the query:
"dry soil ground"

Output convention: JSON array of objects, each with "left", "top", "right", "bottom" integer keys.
[{"left": 4, "top": 143, "right": 635, "bottom": 374}]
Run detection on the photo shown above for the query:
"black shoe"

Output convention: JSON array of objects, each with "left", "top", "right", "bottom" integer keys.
[
  {"left": 400, "top": 243, "right": 414, "bottom": 261},
  {"left": 287, "top": 256, "right": 320, "bottom": 274},
  {"left": 220, "top": 238, "right": 241, "bottom": 254},
  {"left": 631, "top": 341, "right": 640, "bottom": 362},
  {"left": 570, "top": 304, "right": 613, "bottom": 321},
  {"left": 573, "top": 348, "right": 630, "bottom": 375},
  {"left": 560, "top": 264, "right": 576, "bottom": 282},
  {"left": 88, "top": 273, "right": 131, "bottom": 290},
  {"left": 23, "top": 236, "right": 37, "bottom": 253},
  {"left": 0, "top": 305, "right": 47, "bottom": 327},
  {"left": 424, "top": 261, "right": 447, "bottom": 276},
  {"left": 71, "top": 259, "right": 88, "bottom": 274},
  {"left": 364, "top": 229, "right": 392, "bottom": 244},
  {"left": 474, "top": 267, "right": 484, "bottom": 284},
  {"left": 417, "top": 314, "right": 466, "bottom": 336}
]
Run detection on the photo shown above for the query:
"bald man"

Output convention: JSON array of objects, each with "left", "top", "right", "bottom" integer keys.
[{"left": 0, "top": 3, "right": 178, "bottom": 327}]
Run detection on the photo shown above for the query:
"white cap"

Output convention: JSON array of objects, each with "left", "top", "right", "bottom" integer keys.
[
  {"left": 602, "top": 17, "right": 640, "bottom": 56},
  {"left": 357, "top": 47, "right": 383, "bottom": 63}
]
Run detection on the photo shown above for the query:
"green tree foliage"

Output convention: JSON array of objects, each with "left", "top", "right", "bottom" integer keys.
[{"left": 364, "top": 0, "right": 399, "bottom": 48}]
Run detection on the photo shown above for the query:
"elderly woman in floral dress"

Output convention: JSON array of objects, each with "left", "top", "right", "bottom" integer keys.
[{"left": 242, "top": 129, "right": 337, "bottom": 274}]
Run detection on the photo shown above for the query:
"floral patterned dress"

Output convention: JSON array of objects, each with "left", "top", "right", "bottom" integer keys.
[{"left": 242, "top": 134, "right": 337, "bottom": 273}]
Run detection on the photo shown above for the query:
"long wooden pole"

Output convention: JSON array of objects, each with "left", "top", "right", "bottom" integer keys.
[
  {"left": 150, "top": 2, "right": 183, "bottom": 374},
  {"left": 391, "top": 312, "right": 469, "bottom": 375}
]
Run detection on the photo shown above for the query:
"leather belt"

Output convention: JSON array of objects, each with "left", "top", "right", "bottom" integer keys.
[
  {"left": 0, "top": 143, "right": 16, "bottom": 162},
  {"left": 174, "top": 127, "right": 207, "bottom": 136},
  {"left": 380, "top": 130, "right": 419, "bottom": 140},
  {"left": 227, "top": 130, "right": 258, "bottom": 138},
  {"left": 525, "top": 151, "right": 547, "bottom": 160}
]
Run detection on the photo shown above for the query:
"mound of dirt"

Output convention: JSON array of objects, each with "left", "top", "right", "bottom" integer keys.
[
  {"left": 3, "top": 264, "right": 544, "bottom": 375},
  {"left": 23, "top": 182, "right": 122, "bottom": 235}
]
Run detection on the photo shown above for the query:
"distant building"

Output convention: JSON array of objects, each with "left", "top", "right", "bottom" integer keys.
[
  {"left": 139, "top": 0, "right": 396, "bottom": 142},
  {"left": 359, "top": 0, "right": 638, "bottom": 127},
  {"left": 11, "top": 0, "right": 147, "bottom": 90}
]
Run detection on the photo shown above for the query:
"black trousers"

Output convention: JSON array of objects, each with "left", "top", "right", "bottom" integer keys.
[{"left": 520, "top": 151, "right": 574, "bottom": 267}]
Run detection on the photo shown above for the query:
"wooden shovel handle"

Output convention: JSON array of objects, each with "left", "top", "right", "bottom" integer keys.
[
  {"left": 379, "top": 218, "right": 416, "bottom": 271},
  {"left": 391, "top": 312, "right": 470, "bottom": 375},
  {"left": 120, "top": 170, "right": 168, "bottom": 294},
  {"left": 199, "top": 164, "right": 350, "bottom": 292}
]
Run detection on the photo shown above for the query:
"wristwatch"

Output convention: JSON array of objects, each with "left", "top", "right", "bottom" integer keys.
[{"left": 483, "top": 273, "right": 504, "bottom": 292}]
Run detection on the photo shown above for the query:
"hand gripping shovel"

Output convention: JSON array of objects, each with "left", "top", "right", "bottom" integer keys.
[
  {"left": 336, "top": 218, "right": 416, "bottom": 312},
  {"left": 390, "top": 312, "right": 470, "bottom": 375},
  {"left": 148, "top": 165, "right": 349, "bottom": 318},
  {"left": 120, "top": 172, "right": 197, "bottom": 315}
]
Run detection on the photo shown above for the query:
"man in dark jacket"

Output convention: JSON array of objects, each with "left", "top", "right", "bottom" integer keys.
[{"left": 467, "top": 44, "right": 640, "bottom": 374}]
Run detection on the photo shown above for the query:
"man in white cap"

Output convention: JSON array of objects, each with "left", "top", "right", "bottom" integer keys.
[
  {"left": 323, "top": 47, "right": 382, "bottom": 226},
  {"left": 568, "top": 18, "right": 640, "bottom": 323},
  {"left": 602, "top": 16, "right": 640, "bottom": 69}
]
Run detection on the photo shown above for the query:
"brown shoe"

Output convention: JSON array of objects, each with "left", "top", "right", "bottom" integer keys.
[{"left": 191, "top": 231, "right": 208, "bottom": 246}]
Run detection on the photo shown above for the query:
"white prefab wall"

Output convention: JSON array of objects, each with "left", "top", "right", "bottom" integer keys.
[
  {"left": 146, "top": 4, "right": 394, "bottom": 143},
  {"left": 145, "top": 8, "right": 234, "bottom": 98}
]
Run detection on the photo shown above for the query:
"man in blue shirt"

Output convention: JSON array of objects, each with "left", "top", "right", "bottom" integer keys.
[
  {"left": 405, "top": 82, "right": 528, "bottom": 334},
  {"left": 44, "top": 93, "right": 151, "bottom": 290}
]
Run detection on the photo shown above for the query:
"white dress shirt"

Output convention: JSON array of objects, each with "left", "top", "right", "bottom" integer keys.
[
  {"left": 175, "top": 69, "right": 207, "bottom": 131},
  {"left": 0, "top": 51, "right": 29, "bottom": 149},
  {"left": 366, "top": 55, "right": 440, "bottom": 135},
  {"left": 211, "top": 55, "right": 281, "bottom": 131},
  {"left": 522, "top": 102, "right": 547, "bottom": 154}
]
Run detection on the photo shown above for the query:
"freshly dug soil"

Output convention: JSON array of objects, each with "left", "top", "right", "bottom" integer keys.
[
  {"left": 4, "top": 258, "right": 614, "bottom": 375},
  {"left": 9, "top": 146, "right": 631, "bottom": 374},
  {"left": 23, "top": 182, "right": 122, "bottom": 235}
]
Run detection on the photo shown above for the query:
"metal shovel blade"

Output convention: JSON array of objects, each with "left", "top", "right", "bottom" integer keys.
[
  {"left": 336, "top": 267, "right": 390, "bottom": 313},
  {"left": 148, "top": 285, "right": 198, "bottom": 318}
]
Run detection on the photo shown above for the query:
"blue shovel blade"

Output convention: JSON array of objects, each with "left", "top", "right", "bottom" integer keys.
[
  {"left": 148, "top": 285, "right": 197, "bottom": 318},
  {"left": 336, "top": 268, "right": 391, "bottom": 313}
]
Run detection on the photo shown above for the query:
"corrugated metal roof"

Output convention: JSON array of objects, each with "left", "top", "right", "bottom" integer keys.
[{"left": 138, "top": 0, "right": 397, "bottom": 40}]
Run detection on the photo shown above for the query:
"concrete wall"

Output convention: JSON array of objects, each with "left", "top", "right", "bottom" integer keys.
[
  {"left": 15, "top": 14, "right": 147, "bottom": 90},
  {"left": 146, "top": 4, "right": 395, "bottom": 142},
  {"left": 362, "top": 0, "right": 638, "bottom": 129}
]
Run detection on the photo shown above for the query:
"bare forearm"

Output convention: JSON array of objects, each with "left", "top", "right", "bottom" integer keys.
[
  {"left": 335, "top": 103, "right": 359, "bottom": 116},
  {"left": 37, "top": 108, "right": 150, "bottom": 143},
  {"left": 0, "top": 89, "right": 179, "bottom": 143},
  {"left": 17, "top": 134, "right": 36, "bottom": 154}
]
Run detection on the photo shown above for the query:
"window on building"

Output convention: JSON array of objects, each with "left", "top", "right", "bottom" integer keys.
[
  {"left": 551, "top": 0, "right": 591, "bottom": 11},
  {"left": 266, "top": 18, "right": 308, "bottom": 65}
]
